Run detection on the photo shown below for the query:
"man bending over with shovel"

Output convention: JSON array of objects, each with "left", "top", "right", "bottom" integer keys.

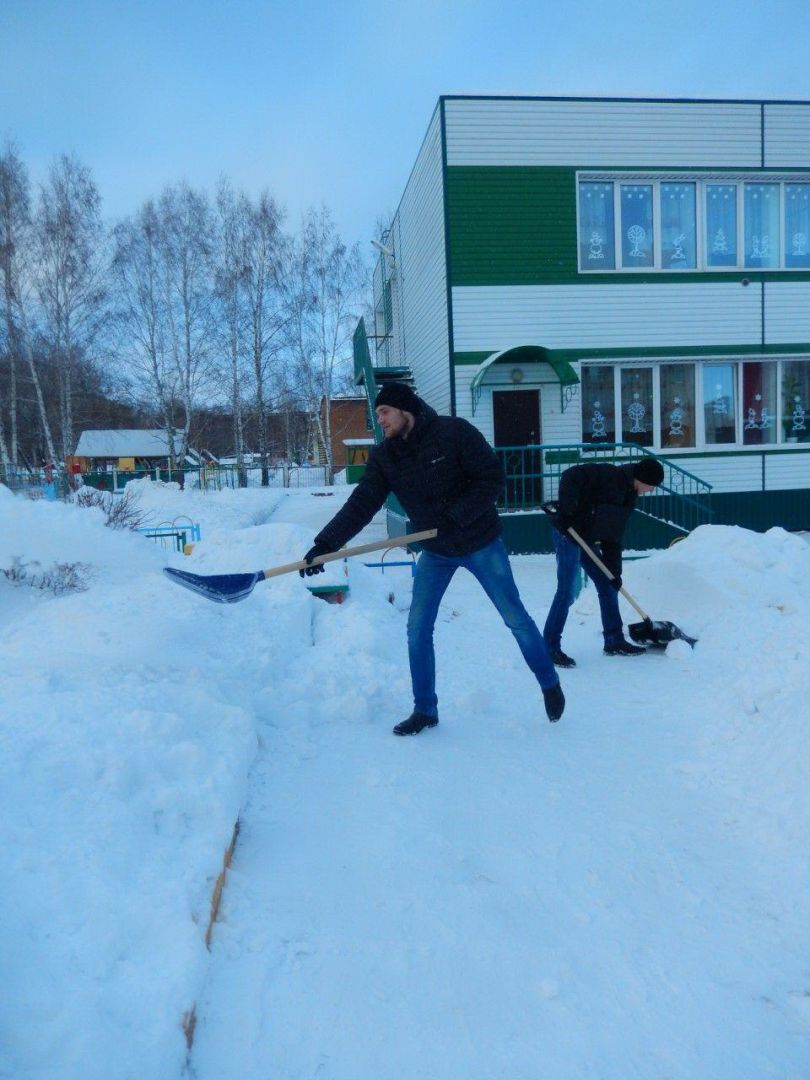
[
  {"left": 543, "top": 457, "right": 665, "bottom": 667},
  {"left": 301, "top": 382, "right": 565, "bottom": 734}
]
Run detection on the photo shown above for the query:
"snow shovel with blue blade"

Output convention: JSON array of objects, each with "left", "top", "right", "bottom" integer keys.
[{"left": 163, "top": 529, "right": 438, "bottom": 604}]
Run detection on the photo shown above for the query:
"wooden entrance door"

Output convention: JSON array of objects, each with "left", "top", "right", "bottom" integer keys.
[{"left": 492, "top": 389, "right": 543, "bottom": 509}]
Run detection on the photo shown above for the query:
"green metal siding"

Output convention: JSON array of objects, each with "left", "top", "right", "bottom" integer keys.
[
  {"left": 447, "top": 167, "right": 577, "bottom": 286},
  {"left": 705, "top": 489, "right": 810, "bottom": 531},
  {"left": 446, "top": 166, "right": 810, "bottom": 288}
]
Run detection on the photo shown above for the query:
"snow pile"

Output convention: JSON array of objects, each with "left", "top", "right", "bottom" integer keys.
[
  {"left": 2, "top": 483, "right": 809, "bottom": 1079},
  {"left": 0, "top": 486, "right": 294, "bottom": 1079},
  {"left": 648, "top": 526, "right": 810, "bottom": 855}
]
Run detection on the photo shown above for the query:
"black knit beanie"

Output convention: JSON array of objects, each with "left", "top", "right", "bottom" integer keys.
[
  {"left": 633, "top": 457, "right": 665, "bottom": 486},
  {"left": 374, "top": 382, "right": 421, "bottom": 415}
]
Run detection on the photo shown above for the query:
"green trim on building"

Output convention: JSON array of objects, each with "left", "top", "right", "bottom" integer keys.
[
  {"left": 454, "top": 344, "right": 810, "bottom": 366},
  {"left": 467, "top": 346, "right": 579, "bottom": 388},
  {"left": 446, "top": 165, "right": 810, "bottom": 288}
]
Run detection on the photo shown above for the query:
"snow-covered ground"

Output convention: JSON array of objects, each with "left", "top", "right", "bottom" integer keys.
[{"left": 1, "top": 479, "right": 809, "bottom": 1079}]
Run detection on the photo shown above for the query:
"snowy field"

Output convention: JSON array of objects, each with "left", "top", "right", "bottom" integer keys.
[{"left": 1, "top": 479, "right": 809, "bottom": 1080}]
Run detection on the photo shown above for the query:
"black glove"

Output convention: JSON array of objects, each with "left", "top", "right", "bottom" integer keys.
[
  {"left": 610, "top": 575, "right": 623, "bottom": 591},
  {"left": 299, "top": 541, "right": 334, "bottom": 577},
  {"left": 542, "top": 502, "right": 571, "bottom": 535}
]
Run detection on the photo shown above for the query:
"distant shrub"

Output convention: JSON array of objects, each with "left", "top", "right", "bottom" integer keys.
[
  {"left": 72, "top": 487, "right": 146, "bottom": 530},
  {"left": 2, "top": 556, "right": 92, "bottom": 595}
]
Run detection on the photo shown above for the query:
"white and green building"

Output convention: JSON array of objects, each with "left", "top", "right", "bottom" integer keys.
[{"left": 354, "top": 95, "right": 810, "bottom": 550}]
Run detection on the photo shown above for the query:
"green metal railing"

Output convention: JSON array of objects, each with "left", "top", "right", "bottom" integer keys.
[{"left": 495, "top": 442, "right": 713, "bottom": 534}]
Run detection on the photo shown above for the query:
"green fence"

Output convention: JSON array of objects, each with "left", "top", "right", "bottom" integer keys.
[
  {"left": 0, "top": 465, "right": 71, "bottom": 500},
  {"left": 81, "top": 463, "right": 335, "bottom": 493},
  {"left": 494, "top": 442, "right": 713, "bottom": 535}
]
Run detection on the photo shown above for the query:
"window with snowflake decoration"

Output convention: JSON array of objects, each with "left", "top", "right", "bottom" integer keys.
[
  {"left": 660, "top": 364, "right": 695, "bottom": 449},
  {"left": 578, "top": 183, "right": 615, "bottom": 269},
  {"left": 620, "top": 368, "right": 653, "bottom": 447},
  {"left": 661, "top": 183, "right": 696, "bottom": 269},
  {"left": 781, "top": 360, "right": 810, "bottom": 444},
  {"left": 742, "top": 362, "right": 777, "bottom": 446},
  {"left": 581, "top": 365, "right": 616, "bottom": 443},
  {"left": 785, "top": 184, "right": 810, "bottom": 269},
  {"left": 703, "top": 364, "right": 736, "bottom": 444},
  {"left": 620, "top": 185, "right": 653, "bottom": 267},
  {"left": 705, "top": 184, "right": 738, "bottom": 267},
  {"left": 744, "top": 183, "right": 780, "bottom": 268}
]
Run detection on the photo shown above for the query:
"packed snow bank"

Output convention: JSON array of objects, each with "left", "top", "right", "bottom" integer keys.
[
  {"left": 0, "top": 485, "right": 301, "bottom": 1079},
  {"left": 188, "top": 520, "right": 810, "bottom": 1080},
  {"left": 3, "top": 485, "right": 810, "bottom": 1079},
  {"left": 620, "top": 525, "right": 810, "bottom": 850}
]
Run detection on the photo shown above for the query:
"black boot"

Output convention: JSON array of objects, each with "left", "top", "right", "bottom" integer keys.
[
  {"left": 542, "top": 683, "right": 565, "bottom": 723},
  {"left": 550, "top": 647, "right": 576, "bottom": 668},
  {"left": 604, "top": 639, "right": 647, "bottom": 656},
  {"left": 393, "top": 712, "right": 439, "bottom": 736}
]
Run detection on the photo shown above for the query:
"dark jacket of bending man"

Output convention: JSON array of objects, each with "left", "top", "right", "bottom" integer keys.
[{"left": 543, "top": 458, "right": 665, "bottom": 667}]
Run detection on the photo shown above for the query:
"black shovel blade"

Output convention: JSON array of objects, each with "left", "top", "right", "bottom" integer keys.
[
  {"left": 628, "top": 618, "right": 697, "bottom": 649},
  {"left": 163, "top": 566, "right": 264, "bottom": 604}
]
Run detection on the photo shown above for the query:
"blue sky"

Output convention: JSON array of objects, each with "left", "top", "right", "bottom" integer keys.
[{"left": 2, "top": 0, "right": 808, "bottom": 252}]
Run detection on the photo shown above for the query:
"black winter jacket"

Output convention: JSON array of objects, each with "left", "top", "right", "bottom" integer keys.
[
  {"left": 557, "top": 462, "right": 638, "bottom": 577},
  {"left": 315, "top": 405, "right": 504, "bottom": 556}
]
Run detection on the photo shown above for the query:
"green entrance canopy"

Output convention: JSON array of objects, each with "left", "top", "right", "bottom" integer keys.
[{"left": 469, "top": 346, "right": 579, "bottom": 415}]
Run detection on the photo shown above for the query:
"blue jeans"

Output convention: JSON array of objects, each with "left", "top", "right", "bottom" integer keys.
[
  {"left": 407, "top": 537, "right": 558, "bottom": 717},
  {"left": 543, "top": 529, "right": 624, "bottom": 651}
]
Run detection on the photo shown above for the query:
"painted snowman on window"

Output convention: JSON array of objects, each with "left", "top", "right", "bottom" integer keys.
[
  {"left": 591, "top": 401, "right": 607, "bottom": 440},
  {"left": 669, "top": 396, "right": 685, "bottom": 438},
  {"left": 792, "top": 395, "right": 807, "bottom": 433}
]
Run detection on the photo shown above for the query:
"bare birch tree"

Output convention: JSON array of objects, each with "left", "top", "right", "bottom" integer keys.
[
  {"left": 35, "top": 153, "right": 106, "bottom": 460},
  {"left": 214, "top": 180, "right": 250, "bottom": 482},
  {"left": 110, "top": 200, "right": 177, "bottom": 455},
  {"left": 242, "top": 191, "right": 290, "bottom": 482},
  {"left": 291, "top": 206, "right": 367, "bottom": 479},
  {"left": 157, "top": 182, "right": 216, "bottom": 466},
  {"left": 0, "top": 142, "right": 57, "bottom": 466}
]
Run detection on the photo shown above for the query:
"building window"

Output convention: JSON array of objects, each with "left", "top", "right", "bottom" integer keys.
[
  {"left": 660, "top": 364, "right": 696, "bottom": 449},
  {"left": 620, "top": 368, "right": 653, "bottom": 447},
  {"left": 578, "top": 183, "right": 615, "bottom": 269},
  {"left": 661, "top": 183, "right": 696, "bottom": 269},
  {"left": 703, "top": 363, "right": 737, "bottom": 444},
  {"left": 581, "top": 365, "right": 616, "bottom": 443},
  {"left": 785, "top": 184, "right": 810, "bottom": 268},
  {"left": 583, "top": 358, "right": 810, "bottom": 450},
  {"left": 620, "top": 185, "right": 654, "bottom": 267},
  {"left": 705, "top": 184, "right": 738, "bottom": 267},
  {"left": 742, "top": 362, "right": 777, "bottom": 445},
  {"left": 744, "top": 183, "right": 780, "bottom": 268},
  {"left": 578, "top": 174, "right": 810, "bottom": 272},
  {"left": 782, "top": 360, "right": 810, "bottom": 443}
]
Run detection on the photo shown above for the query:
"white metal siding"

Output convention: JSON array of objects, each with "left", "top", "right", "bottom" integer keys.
[
  {"left": 454, "top": 362, "right": 582, "bottom": 446},
  {"left": 388, "top": 109, "right": 451, "bottom": 413},
  {"left": 764, "top": 104, "right": 810, "bottom": 167},
  {"left": 763, "top": 451, "right": 810, "bottom": 488},
  {"left": 673, "top": 451, "right": 810, "bottom": 493},
  {"left": 452, "top": 284, "right": 761, "bottom": 352},
  {"left": 764, "top": 282, "right": 810, "bottom": 343},
  {"left": 444, "top": 99, "right": 762, "bottom": 168}
]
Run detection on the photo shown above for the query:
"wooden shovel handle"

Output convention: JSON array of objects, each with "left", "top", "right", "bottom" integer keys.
[
  {"left": 565, "top": 526, "right": 651, "bottom": 623},
  {"left": 261, "top": 528, "right": 438, "bottom": 581}
]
